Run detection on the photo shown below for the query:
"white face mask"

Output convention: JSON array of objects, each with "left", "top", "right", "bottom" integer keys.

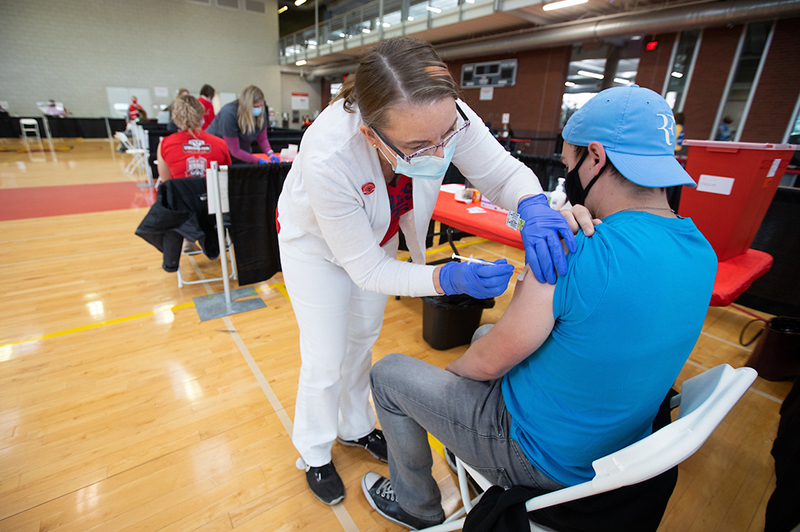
[{"left": 376, "top": 135, "right": 458, "bottom": 181}]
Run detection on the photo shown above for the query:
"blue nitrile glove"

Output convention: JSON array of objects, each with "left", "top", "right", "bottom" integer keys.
[
  {"left": 268, "top": 152, "right": 280, "bottom": 163},
  {"left": 439, "top": 259, "right": 515, "bottom": 299},
  {"left": 258, "top": 158, "right": 270, "bottom": 164},
  {"left": 517, "top": 194, "right": 576, "bottom": 284}
]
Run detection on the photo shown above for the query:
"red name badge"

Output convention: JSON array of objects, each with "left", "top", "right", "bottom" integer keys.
[{"left": 362, "top": 182, "right": 375, "bottom": 195}]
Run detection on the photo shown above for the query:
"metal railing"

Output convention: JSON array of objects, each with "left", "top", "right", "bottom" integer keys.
[{"left": 279, "top": 0, "right": 473, "bottom": 64}]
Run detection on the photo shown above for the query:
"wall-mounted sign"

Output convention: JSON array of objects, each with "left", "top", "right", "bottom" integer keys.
[
  {"left": 461, "top": 59, "right": 518, "bottom": 88},
  {"left": 154, "top": 87, "right": 169, "bottom": 98},
  {"left": 479, "top": 87, "right": 494, "bottom": 101},
  {"left": 292, "top": 92, "right": 309, "bottom": 110}
]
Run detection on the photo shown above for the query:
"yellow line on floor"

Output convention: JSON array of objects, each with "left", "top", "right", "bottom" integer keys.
[
  {"left": 1, "top": 282, "right": 289, "bottom": 348},
  {"left": 1, "top": 302, "right": 195, "bottom": 348},
  {"left": 269, "top": 281, "right": 291, "bottom": 301}
]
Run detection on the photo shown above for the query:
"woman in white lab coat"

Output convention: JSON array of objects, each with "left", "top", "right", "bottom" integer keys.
[{"left": 277, "top": 37, "right": 591, "bottom": 505}]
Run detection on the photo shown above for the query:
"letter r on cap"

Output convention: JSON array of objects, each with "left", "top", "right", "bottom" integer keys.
[{"left": 657, "top": 114, "right": 675, "bottom": 146}]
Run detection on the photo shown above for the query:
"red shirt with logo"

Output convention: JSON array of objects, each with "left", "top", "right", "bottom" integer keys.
[
  {"left": 380, "top": 174, "right": 413, "bottom": 246},
  {"left": 160, "top": 130, "right": 231, "bottom": 179}
]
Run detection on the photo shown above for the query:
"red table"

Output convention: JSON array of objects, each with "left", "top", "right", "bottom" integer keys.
[
  {"left": 432, "top": 188, "right": 772, "bottom": 307},
  {"left": 432, "top": 189, "right": 523, "bottom": 250}
]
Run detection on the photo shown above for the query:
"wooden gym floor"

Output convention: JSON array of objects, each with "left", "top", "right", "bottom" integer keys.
[{"left": 0, "top": 139, "right": 793, "bottom": 532}]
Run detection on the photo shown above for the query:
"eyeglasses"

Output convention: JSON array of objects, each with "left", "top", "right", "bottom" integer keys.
[{"left": 373, "top": 103, "right": 470, "bottom": 164}]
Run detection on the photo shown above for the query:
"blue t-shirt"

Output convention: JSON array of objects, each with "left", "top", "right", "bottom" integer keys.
[
  {"left": 502, "top": 211, "right": 717, "bottom": 486},
  {"left": 206, "top": 102, "right": 265, "bottom": 153}
]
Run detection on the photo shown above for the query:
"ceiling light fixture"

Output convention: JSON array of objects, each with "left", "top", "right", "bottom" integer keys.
[
  {"left": 565, "top": 81, "right": 576, "bottom": 87},
  {"left": 407, "top": 15, "right": 414, "bottom": 20},
  {"left": 543, "top": 0, "right": 588, "bottom": 11},
  {"left": 577, "top": 69, "right": 604, "bottom": 80},
  {"left": 278, "top": 5, "right": 287, "bottom": 13},
  {"left": 614, "top": 77, "right": 631, "bottom": 85},
  {"left": 294, "top": 0, "right": 306, "bottom": 6},
  {"left": 671, "top": 71, "right": 684, "bottom": 78},
  {"left": 382, "top": 22, "right": 391, "bottom": 27},
  {"left": 296, "top": 60, "right": 307, "bottom": 66},
  {"left": 426, "top": 6, "right": 442, "bottom": 13}
]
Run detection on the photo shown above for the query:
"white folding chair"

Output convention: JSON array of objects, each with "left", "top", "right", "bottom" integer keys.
[
  {"left": 422, "top": 364, "right": 758, "bottom": 532},
  {"left": 20, "top": 118, "right": 45, "bottom": 154},
  {"left": 115, "top": 129, "right": 150, "bottom": 182},
  {"left": 177, "top": 232, "right": 238, "bottom": 288}
]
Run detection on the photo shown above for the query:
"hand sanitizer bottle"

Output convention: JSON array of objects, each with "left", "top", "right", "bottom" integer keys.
[{"left": 549, "top": 178, "right": 567, "bottom": 210}]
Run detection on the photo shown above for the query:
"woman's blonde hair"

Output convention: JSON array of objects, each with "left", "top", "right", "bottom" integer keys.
[
  {"left": 333, "top": 37, "right": 459, "bottom": 130},
  {"left": 172, "top": 95, "right": 204, "bottom": 131},
  {"left": 237, "top": 85, "right": 266, "bottom": 136}
]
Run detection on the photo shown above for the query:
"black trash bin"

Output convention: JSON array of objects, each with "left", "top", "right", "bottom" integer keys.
[
  {"left": 743, "top": 317, "right": 800, "bottom": 382},
  {"left": 421, "top": 294, "right": 495, "bottom": 350}
]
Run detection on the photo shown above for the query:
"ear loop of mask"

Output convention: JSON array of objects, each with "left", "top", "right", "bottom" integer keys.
[
  {"left": 582, "top": 158, "right": 609, "bottom": 202},
  {"left": 373, "top": 134, "right": 398, "bottom": 172}
]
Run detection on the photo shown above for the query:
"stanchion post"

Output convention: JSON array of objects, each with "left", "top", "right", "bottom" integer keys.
[{"left": 208, "top": 162, "right": 233, "bottom": 311}]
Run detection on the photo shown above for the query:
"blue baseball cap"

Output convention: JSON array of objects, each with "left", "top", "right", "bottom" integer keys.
[{"left": 562, "top": 85, "right": 696, "bottom": 188}]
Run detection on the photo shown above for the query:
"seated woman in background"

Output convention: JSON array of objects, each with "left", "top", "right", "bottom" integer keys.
[
  {"left": 206, "top": 85, "right": 280, "bottom": 164},
  {"left": 157, "top": 95, "right": 231, "bottom": 180}
]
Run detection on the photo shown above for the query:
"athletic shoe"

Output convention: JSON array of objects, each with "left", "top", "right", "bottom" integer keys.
[
  {"left": 361, "top": 472, "right": 444, "bottom": 530},
  {"left": 337, "top": 429, "right": 388, "bottom": 462},
  {"left": 305, "top": 461, "right": 345, "bottom": 506}
]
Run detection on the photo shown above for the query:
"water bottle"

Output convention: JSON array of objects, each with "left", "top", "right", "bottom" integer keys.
[{"left": 549, "top": 177, "right": 567, "bottom": 210}]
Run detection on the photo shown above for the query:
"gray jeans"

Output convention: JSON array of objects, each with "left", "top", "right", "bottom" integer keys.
[{"left": 370, "top": 351, "right": 564, "bottom": 522}]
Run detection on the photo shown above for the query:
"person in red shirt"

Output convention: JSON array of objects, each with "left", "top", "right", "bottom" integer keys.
[
  {"left": 199, "top": 84, "right": 216, "bottom": 131},
  {"left": 128, "top": 96, "right": 144, "bottom": 122},
  {"left": 157, "top": 95, "right": 231, "bottom": 180}
]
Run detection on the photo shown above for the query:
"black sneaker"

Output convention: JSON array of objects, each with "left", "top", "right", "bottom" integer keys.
[
  {"left": 305, "top": 461, "right": 345, "bottom": 506},
  {"left": 337, "top": 429, "right": 388, "bottom": 462},
  {"left": 361, "top": 472, "right": 444, "bottom": 530}
]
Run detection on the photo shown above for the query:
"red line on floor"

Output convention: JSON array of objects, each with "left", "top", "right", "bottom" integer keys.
[{"left": 0, "top": 182, "right": 156, "bottom": 221}]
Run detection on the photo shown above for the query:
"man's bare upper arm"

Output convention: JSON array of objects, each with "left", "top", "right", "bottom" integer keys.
[{"left": 474, "top": 265, "right": 557, "bottom": 372}]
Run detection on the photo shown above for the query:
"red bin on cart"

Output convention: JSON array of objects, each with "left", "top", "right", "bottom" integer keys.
[{"left": 678, "top": 140, "right": 797, "bottom": 261}]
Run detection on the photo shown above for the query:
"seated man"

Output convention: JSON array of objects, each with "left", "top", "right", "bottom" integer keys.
[{"left": 362, "top": 85, "right": 718, "bottom": 530}]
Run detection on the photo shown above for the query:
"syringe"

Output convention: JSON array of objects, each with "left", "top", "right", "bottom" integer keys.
[{"left": 451, "top": 253, "right": 493, "bottom": 265}]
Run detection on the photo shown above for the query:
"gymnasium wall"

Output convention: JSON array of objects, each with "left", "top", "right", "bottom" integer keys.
[{"left": 0, "top": 0, "right": 283, "bottom": 119}]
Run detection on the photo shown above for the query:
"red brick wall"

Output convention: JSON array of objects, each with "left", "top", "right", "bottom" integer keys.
[
  {"left": 682, "top": 24, "right": 745, "bottom": 141},
  {"left": 445, "top": 45, "right": 571, "bottom": 157},
  {"left": 635, "top": 33, "right": 676, "bottom": 93},
  {"left": 740, "top": 18, "right": 800, "bottom": 143}
]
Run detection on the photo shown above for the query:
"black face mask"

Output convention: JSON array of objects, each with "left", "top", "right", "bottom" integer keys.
[{"left": 565, "top": 150, "right": 609, "bottom": 206}]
